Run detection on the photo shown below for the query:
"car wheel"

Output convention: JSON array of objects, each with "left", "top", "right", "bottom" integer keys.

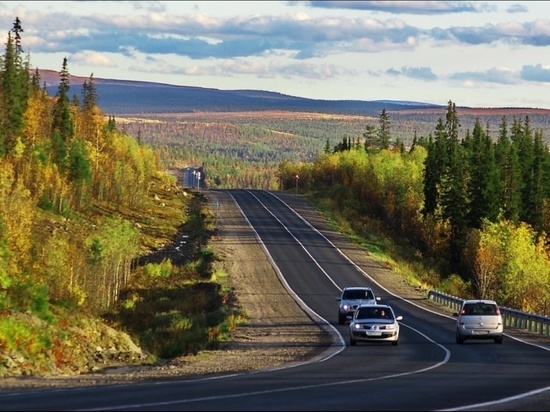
[
  {"left": 338, "top": 314, "right": 346, "bottom": 325},
  {"left": 392, "top": 340, "right": 398, "bottom": 346},
  {"left": 456, "top": 331, "right": 464, "bottom": 344},
  {"left": 349, "top": 336, "right": 356, "bottom": 346},
  {"left": 495, "top": 336, "right": 503, "bottom": 344}
]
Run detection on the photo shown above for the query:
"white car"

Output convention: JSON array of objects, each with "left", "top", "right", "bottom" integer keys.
[
  {"left": 349, "top": 304, "right": 402, "bottom": 346},
  {"left": 453, "top": 299, "right": 504, "bottom": 344},
  {"left": 337, "top": 287, "right": 380, "bottom": 325}
]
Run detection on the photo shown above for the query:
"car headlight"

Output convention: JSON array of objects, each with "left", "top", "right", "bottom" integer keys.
[
  {"left": 353, "top": 323, "right": 362, "bottom": 329},
  {"left": 342, "top": 304, "right": 351, "bottom": 311},
  {"left": 385, "top": 324, "right": 397, "bottom": 330}
]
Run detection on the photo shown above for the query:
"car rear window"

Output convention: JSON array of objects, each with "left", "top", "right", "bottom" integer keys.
[{"left": 462, "top": 303, "right": 499, "bottom": 316}]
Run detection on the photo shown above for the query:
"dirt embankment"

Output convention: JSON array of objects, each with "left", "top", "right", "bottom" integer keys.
[{"left": 1, "top": 190, "right": 549, "bottom": 393}]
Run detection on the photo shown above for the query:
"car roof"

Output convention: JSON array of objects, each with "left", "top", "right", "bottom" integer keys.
[
  {"left": 462, "top": 299, "right": 498, "bottom": 305},
  {"left": 358, "top": 303, "right": 389, "bottom": 309},
  {"left": 344, "top": 286, "right": 373, "bottom": 291}
]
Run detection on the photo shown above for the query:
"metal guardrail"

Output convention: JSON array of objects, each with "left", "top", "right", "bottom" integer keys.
[{"left": 428, "top": 290, "right": 550, "bottom": 338}]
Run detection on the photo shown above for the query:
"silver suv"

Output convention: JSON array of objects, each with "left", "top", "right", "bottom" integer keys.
[
  {"left": 337, "top": 287, "right": 380, "bottom": 325},
  {"left": 453, "top": 299, "right": 504, "bottom": 344}
]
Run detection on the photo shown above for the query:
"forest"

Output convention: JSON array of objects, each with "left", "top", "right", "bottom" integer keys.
[
  {"left": 277, "top": 103, "right": 550, "bottom": 315},
  {"left": 117, "top": 101, "right": 550, "bottom": 315},
  {"left": 0, "top": 18, "right": 241, "bottom": 376},
  {"left": 118, "top": 107, "right": 550, "bottom": 192},
  {"left": 1, "top": 15, "right": 550, "bottom": 377}
]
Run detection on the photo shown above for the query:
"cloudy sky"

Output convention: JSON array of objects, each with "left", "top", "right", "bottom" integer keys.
[{"left": 2, "top": 1, "right": 550, "bottom": 108}]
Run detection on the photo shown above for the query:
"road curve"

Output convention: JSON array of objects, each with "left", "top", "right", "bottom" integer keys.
[{"left": 1, "top": 189, "right": 549, "bottom": 411}]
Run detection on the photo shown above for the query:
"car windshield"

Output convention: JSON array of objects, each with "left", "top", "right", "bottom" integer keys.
[
  {"left": 462, "top": 303, "right": 498, "bottom": 316},
  {"left": 356, "top": 307, "right": 393, "bottom": 320},
  {"left": 343, "top": 289, "right": 373, "bottom": 300}
]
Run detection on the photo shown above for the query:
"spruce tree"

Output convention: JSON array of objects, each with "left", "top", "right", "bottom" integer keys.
[
  {"left": 378, "top": 108, "right": 391, "bottom": 150},
  {"left": 363, "top": 124, "right": 377, "bottom": 153},
  {"left": 0, "top": 18, "right": 29, "bottom": 156},
  {"left": 441, "top": 137, "right": 469, "bottom": 266},
  {"left": 82, "top": 73, "right": 97, "bottom": 112},
  {"left": 51, "top": 57, "right": 74, "bottom": 170},
  {"left": 445, "top": 100, "right": 460, "bottom": 142},
  {"left": 466, "top": 119, "right": 500, "bottom": 228},
  {"left": 422, "top": 119, "right": 447, "bottom": 218},
  {"left": 529, "top": 130, "right": 547, "bottom": 233},
  {"left": 495, "top": 116, "right": 521, "bottom": 223},
  {"left": 511, "top": 116, "right": 534, "bottom": 224}
]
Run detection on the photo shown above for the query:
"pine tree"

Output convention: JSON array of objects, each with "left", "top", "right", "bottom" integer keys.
[
  {"left": 11, "top": 17, "right": 23, "bottom": 54},
  {"left": 378, "top": 108, "right": 391, "bottom": 149},
  {"left": 324, "top": 138, "right": 330, "bottom": 154},
  {"left": 30, "top": 67, "right": 40, "bottom": 94},
  {"left": 441, "top": 137, "right": 469, "bottom": 266},
  {"left": 82, "top": 73, "right": 97, "bottom": 112},
  {"left": 0, "top": 18, "right": 29, "bottom": 156},
  {"left": 495, "top": 116, "right": 521, "bottom": 223},
  {"left": 529, "top": 130, "right": 547, "bottom": 233},
  {"left": 363, "top": 123, "right": 377, "bottom": 153},
  {"left": 51, "top": 57, "right": 74, "bottom": 170},
  {"left": 422, "top": 119, "right": 447, "bottom": 218},
  {"left": 445, "top": 100, "right": 460, "bottom": 142},
  {"left": 511, "top": 116, "right": 534, "bottom": 225},
  {"left": 466, "top": 118, "right": 500, "bottom": 228},
  {"left": 436, "top": 101, "right": 468, "bottom": 265}
]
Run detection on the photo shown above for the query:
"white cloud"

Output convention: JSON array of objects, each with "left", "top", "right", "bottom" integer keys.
[
  {"left": 71, "top": 51, "right": 117, "bottom": 68},
  {"left": 1, "top": 1, "right": 549, "bottom": 108}
]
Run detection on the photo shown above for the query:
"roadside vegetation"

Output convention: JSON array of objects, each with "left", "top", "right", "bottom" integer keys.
[
  {"left": 278, "top": 102, "right": 550, "bottom": 315},
  {"left": 104, "top": 191, "right": 243, "bottom": 359},
  {"left": 124, "top": 102, "right": 550, "bottom": 317},
  {"left": 0, "top": 18, "right": 243, "bottom": 377},
  {"left": 1, "top": 15, "right": 550, "bottom": 379}
]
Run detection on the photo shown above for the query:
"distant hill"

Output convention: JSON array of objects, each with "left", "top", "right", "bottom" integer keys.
[
  {"left": 37, "top": 69, "right": 444, "bottom": 116},
  {"left": 37, "top": 69, "right": 550, "bottom": 122}
]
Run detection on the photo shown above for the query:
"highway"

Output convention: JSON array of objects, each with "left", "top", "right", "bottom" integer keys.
[{"left": 1, "top": 189, "right": 550, "bottom": 411}]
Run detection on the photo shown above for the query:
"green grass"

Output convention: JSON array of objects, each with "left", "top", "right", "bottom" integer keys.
[{"left": 102, "top": 192, "right": 245, "bottom": 360}]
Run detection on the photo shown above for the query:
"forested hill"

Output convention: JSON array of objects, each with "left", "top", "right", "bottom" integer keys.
[{"left": 37, "top": 69, "right": 443, "bottom": 116}]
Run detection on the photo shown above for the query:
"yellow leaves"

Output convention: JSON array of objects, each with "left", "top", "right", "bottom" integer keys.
[
  {"left": 23, "top": 93, "right": 52, "bottom": 149},
  {"left": 0, "top": 160, "right": 35, "bottom": 278},
  {"left": 477, "top": 220, "right": 550, "bottom": 312}
]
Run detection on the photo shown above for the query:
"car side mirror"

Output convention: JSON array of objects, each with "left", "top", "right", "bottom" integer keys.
[
  {"left": 452, "top": 312, "right": 459, "bottom": 317},
  {"left": 396, "top": 315, "right": 403, "bottom": 321}
]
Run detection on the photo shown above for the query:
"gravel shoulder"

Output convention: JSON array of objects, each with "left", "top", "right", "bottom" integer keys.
[{"left": 1, "top": 190, "right": 549, "bottom": 401}]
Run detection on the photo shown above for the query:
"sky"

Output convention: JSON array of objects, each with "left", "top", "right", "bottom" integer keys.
[{"left": 1, "top": 1, "right": 550, "bottom": 109}]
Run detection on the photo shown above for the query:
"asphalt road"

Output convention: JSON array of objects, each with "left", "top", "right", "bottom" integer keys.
[{"left": 1, "top": 189, "right": 550, "bottom": 411}]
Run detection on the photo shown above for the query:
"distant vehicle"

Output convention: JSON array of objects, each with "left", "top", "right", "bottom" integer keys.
[
  {"left": 349, "top": 304, "right": 402, "bottom": 346},
  {"left": 453, "top": 299, "right": 504, "bottom": 344},
  {"left": 337, "top": 287, "right": 380, "bottom": 325}
]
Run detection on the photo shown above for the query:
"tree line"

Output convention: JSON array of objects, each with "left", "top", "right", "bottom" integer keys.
[
  {"left": 0, "top": 18, "right": 166, "bottom": 314},
  {"left": 281, "top": 101, "right": 550, "bottom": 314}
]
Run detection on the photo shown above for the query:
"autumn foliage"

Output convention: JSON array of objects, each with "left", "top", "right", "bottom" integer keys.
[
  {"left": 0, "top": 19, "right": 168, "bottom": 315},
  {"left": 280, "top": 103, "right": 550, "bottom": 314}
]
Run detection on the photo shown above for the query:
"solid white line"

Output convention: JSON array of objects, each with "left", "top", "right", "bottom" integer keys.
[{"left": 75, "top": 190, "right": 548, "bottom": 411}]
